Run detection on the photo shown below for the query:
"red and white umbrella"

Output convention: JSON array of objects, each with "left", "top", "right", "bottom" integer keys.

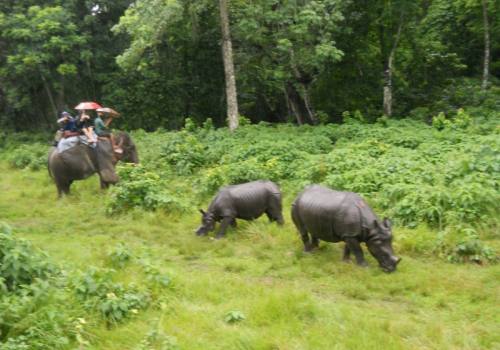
[{"left": 74, "top": 101, "right": 102, "bottom": 110}]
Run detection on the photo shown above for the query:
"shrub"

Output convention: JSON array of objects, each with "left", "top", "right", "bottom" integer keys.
[
  {"left": 6, "top": 143, "right": 48, "bottom": 170},
  {"left": 0, "top": 223, "right": 56, "bottom": 292},
  {"left": 107, "top": 243, "right": 133, "bottom": 269},
  {"left": 107, "top": 164, "right": 190, "bottom": 214},
  {"left": 435, "top": 227, "right": 497, "bottom": 264},
  {"left": 71, "top": 267, "right": 150, "bottom": 326}
]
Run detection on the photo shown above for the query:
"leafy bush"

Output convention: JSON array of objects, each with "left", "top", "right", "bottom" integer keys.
[
  {"left": 0, "top": 223, "right": 79, "bottom": 349},
  {"left": 435, "top": 227, "right": 497, "bottom": 264},
  {"left": 71, "top": 267, "right": 150, "bottom": 326},
  {"left": 0, "top": 223, "right": 56, "bottom": 292},
  {"left": 5, "top": 143, "right": 48, "bottom": 170},
  {"left": 107, "top": 164, "right": 190, "bottom": 214},
  {"left": 107, "top": 243, "right": 133, "bottom": 269},
  {"left": 225, "top": 310, "right": 246, "bottom": 324}
]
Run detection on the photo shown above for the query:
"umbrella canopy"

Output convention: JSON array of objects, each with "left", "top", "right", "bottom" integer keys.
[
  {"left": 96, "top": 107, "right": 120, "bottom": 117},
  {"left": 74, "top": 101, "right": 102, "bottom": 110}
]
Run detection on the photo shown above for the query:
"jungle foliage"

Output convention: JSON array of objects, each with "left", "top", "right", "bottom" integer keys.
[{"left": 0, "top": 0, "right": 498, "bottom": 130}]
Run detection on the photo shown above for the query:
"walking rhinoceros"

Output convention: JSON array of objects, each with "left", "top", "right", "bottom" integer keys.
[
  {"left": 196, "top": 180, "right": 284, "bottom": 238},
  {"left": 291, "top": 185, "right": 401, "bottom": 272}
]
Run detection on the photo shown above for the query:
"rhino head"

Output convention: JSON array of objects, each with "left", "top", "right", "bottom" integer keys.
[
  {"left": 195, "top": 209, "right": 216, "bottom": 236},
  {"left": 366, "top": 218, "right": 401, "bottom": 273}
]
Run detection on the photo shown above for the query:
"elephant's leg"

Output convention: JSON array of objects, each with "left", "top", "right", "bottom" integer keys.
[
  {"left": 343, "top": 244, "right": 351, "bottom": 262},
  {"left": 345, "top": 238, "right": 367, "bottom": 266},
  {"left": 57, "top": 180, "right": 71, "bottom": 198}
]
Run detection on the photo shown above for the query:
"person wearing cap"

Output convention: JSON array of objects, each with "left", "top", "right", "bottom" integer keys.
[
  {"left": 55, "top": 111, "right": 81, "bottom": 152},
  {"left": 58, "top": 111, "right": 77, "bottom": 133},
  {"left": 54, "top": 111, "right": 77, "bottom": 146}
]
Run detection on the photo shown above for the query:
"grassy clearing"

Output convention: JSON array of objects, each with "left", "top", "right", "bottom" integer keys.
[{"left": 1, "top": 162, "right": 499, "bottom": 350}]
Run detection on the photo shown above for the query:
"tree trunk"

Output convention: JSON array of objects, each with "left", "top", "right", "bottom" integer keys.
[
  {"left": 289, "top": 48, "right": 317, "bottom": 124},
  {"left": 40, "top": 73, "right": 58, "bottom": 119},
  {"left": 285, "top": 83, "right": 304, "bottom": 125},
  {"left": 481, "top": 0, "right": 490, "bottom": 91},
  {"left": 300, "top": 83, "right": 317, "bottom": 124},
  {"left": 219, "top": 0, "right": 239, "bottom": 131},
  {"left": 383, "top": 19, "right": 403, "bottom": 117},
  {"left": 285, "top": 82, "right": 317, "bottom": 125}
]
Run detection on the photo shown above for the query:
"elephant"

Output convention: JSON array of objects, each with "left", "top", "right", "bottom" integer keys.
[{"left": 48, "top": 132, "right": 138, "bottom": 197}]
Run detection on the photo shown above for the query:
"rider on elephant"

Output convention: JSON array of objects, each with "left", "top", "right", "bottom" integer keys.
[
  {"left": 95, "top": 111, "right": 122, "bottom": 154},
  {"left": 76, "top": 110, "right": 97, "bottom": 144}
]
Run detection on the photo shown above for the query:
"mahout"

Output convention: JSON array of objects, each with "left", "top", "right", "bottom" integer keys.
[
  {"left": 291, "top": 185, "right": 401, "bottom": 272},
  {"left": 196, "top": 180, "right": 284, "bottom": 238},
  {"left": 48, "top": 132, "right": 138, "bottom": 197}
]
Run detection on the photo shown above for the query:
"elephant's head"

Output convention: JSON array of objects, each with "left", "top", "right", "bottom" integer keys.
[
  {"left": 115, "top": 132, "right": 139, "bottom": 164},
  {"left": 96, "top": 139, "right": 119, "bottom": 184}
]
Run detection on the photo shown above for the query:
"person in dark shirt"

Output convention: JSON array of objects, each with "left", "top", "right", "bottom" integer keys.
[
  {"left": 55, "top": 111, "right": 79, "bottom": 149},
  {"left": 76, "top": 110, "right": 97, "bottom": 144},
  {"left": 57, "top": 111, "right": 77, "bottom": 133}
]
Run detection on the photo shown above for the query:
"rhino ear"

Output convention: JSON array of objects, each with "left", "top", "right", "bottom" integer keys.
[
  {"left": 373, "top": 219, "right": 379, "bottom": 228},
  {"left": 199, "top": 209, "right": 206, "bottom": 216},
  {"left": 383, "top": 217, "right": 392, "bottom": 228}
]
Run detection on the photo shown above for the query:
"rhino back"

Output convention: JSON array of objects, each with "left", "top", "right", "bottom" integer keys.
[
  {"left": 345, "top": 192, "right": 379, "bottom": 230},
  {"left": 294, "top": 186, "right": 363, "bottom": 241},
  {"left": 212, "top": 181, "right": 276, "bottom": 219}
]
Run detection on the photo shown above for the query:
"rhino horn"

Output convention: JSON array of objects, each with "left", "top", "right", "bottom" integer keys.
[{"left": 199, "top": 209, "right": 206, "bottom": 215}]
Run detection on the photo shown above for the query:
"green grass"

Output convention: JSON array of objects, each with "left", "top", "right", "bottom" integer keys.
[{"left": 1, "top": 162, "right": 499, "bottom": 350}]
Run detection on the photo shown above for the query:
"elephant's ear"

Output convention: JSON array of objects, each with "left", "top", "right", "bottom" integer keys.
[{"left": 383, "top": 217, "right": 392, "bottom": 229}]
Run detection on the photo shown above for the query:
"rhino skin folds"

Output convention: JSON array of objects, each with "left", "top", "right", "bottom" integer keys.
[
  {"left": 292, "top": 185, "right": 401, "bottom": 272},
  {"left": 196, "top": 180, "right": 284, "bottom": 238}
]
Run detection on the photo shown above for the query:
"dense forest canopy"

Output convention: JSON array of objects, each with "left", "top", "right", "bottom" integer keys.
[{"left": 0, "top": 0, "right": 498, "bottom": 131}]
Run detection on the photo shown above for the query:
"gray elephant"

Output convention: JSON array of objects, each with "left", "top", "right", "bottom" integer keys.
[
  {"left": 196, "top": 180, "right": 284, "bottom": 238},
  {"left": 114, "top": 131, "right": 139, "bottom": 164},
  {"left": 292, "top": 185, "right": 401, "bottom": 272},
  {"left": 48, "top": 133, "right": 138, "bottom": 197}
]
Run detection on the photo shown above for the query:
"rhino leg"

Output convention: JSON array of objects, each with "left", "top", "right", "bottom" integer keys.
[
  {"left": 345, "top": 238, "right": 368, "bottom": 266},
  {"left": 230, "top": 218, "right": 237, "bottom": 227},
  {"left": 100, "top": 178, "right": 110, "bottom": 189},
  {"left": 296, "top": 226, "right": 316, "bottom": 252},
  {"left": 216, "top": 217, "right": 233, "bottom": 239},
  {"left": 311, "top": 236, "right": 319, "bottom": 249}
]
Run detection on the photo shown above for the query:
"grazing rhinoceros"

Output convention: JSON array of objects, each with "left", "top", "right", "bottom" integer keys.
[
  {"left": 291, "top": 185, "right": 401, "bottom": 272},
  {"left": 196, "top": 180, "right": 284, "bottom": 238}
]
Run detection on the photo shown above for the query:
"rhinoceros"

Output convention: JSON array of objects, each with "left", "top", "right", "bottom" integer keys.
[
  {"left": 196, "top": 180, "right": 284, "bottom": 238},
  {"left": 291, "top": 185, "right": 401, "bottom": 272}
]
